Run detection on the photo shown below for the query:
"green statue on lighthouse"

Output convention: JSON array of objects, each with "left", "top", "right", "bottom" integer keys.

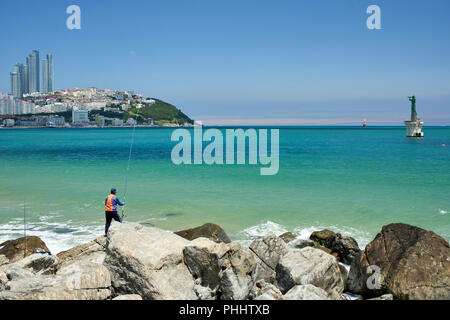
[
  {"left": 408, "top": 96, "right": 417, "bottom": 122},
  {"left": 405, "top": 95, "right": 423, "bottom": 137}
]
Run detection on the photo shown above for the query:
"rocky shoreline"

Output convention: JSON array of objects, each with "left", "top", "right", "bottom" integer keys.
[{"left": 0, "top": 222, "right": 448, "bottom": 300}]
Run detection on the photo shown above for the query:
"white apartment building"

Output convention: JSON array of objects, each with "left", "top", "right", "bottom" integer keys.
[{"left": 72, "top": 109, "right": 89, "bottom": 123}]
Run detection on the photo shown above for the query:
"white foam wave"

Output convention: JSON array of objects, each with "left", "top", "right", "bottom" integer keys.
[
  {"left": 1, "top": 217, "right": 375, "bottom": 255},
  {"left": 438, "top": 208, "right": 447, "bottom": 215},
  {"left": 242, "top": 221, "right": 288, "bottom": 238},
  {"left": 237, "top": 220, "right": 372, "bottom": 249},
  {"left": 0, "top": 218, "right": 103, "bottom": 254}
]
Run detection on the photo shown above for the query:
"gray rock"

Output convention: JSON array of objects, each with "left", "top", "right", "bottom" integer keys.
[
  {"left": 0, "top": 264, "right": 35, "bottom": 281},
  {"left": 56, "top": 259, "right": 111, "bottom": 291},
  {"left": 194, "top": 281, "right": 217, "bottom": 300},
  {"left": 0, "top": 241, "right": 111, "bottom": 300},
  {"left": 57, "top": 236, "right": 106, "bottom": 269},
  {"left": 112, "top": 294, "right": 143, "bottom": 300},
  {"left": 0, "top": 264, "right": 110, "bottom": 300},
  {"left": 249, "top": 279, "right": 282, "bottom": 300},
  {"left": 252, "top": 255, "right": 275, "bottom": 284},
  {"left": 183, "top": 237, "right": 258, "bottom": 300},
  {"left": 15, "top": 254, "right": 58, "bottom": 275},
  {"left": 275, "top": 247, "right": 344, "bottom": 299},
  {"left": 249, "top": 234, "right": 288, "bottom": 283},
  {"left": 283, "top": 284, "right": 330, "bottom": 300},
  {"left": 253, "top": 292, "right": 280, "bottom": 300},
  {"left": 0, "top": 278, "right": 110, "bottom": 300},
  {"left": 104, "top": 222, "right": 197, "bottom": 300}
]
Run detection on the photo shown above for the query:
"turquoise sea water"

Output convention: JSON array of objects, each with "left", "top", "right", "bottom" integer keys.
[{"left": 0, "top": 127, "right": 449, "bottom": 253}]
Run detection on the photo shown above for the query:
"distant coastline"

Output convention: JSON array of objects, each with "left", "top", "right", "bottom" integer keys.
[
  {"left": 2, "top": 125, "right": 449, "bottom": 129},
  {"left": 0, "top": 124, "right": 194, "bottom": 129}
]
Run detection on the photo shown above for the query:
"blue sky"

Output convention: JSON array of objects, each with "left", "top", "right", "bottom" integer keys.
[{"left": 1, "top": 0, "right": 449, "bottom": 125}]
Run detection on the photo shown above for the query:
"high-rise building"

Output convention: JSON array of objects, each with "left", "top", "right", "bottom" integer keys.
[
  {"left": 23, "top": 65, "right": 29, "bottom": 94},
  {"left": 11, "top": 63, "right": 24, "bottom": 98},
  {"left": 41, "top": 53, "right": 54, "bottom": 94},
  {"left": 28, "top": 50, "right": 40, "bottom": 93},
  {"left": 10, "top": 71, "right": 22, "bottom": 98},
  {"left": 26, "top": 55, "right": 31, "bottom": 93},
  {"left": 47, "top": 54, "right": 54, "bottom": 92},
  {"left": 42, "top": 59, "right": 48, "bottom": 94},
  {"left": 8, "top": 50, "right": 54, "bottom": 96},
  {"left": 14, "top": 63, "right": 25, "bottom": 95}
]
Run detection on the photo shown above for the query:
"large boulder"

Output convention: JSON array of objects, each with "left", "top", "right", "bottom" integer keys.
[
  {"left": 346, "top": 223, "right": 450, "bottom": 300},
  {"left": 0, "top": 273, "right": 110, "bottom": 300},
  {"left": 310, "top": 229, "right": 360, "bottom": 265},
  {"left": 104, "top": 222, "right": 197, "bottom": 300},
  {"left": 182, "top": 238, "right": 221, "bottom": 292},
  {"left": 275, "top": 247, "right": 344, "bottom": 300},
  {"left": 183, "top": 237, "right": 258, "bottom": 300},
  {"left": 175, "top": 223, "right": 231, "bottom": 243},
  {"left": 283, "top": 284, "right": 330, "bottom": 300},
  {"left": 0, "top": 238, "right": 111, "bottom": 300},
  {"left": 56, "top": 256, "right": 111, "bottom": 293},
  {"left": 0, "top": 236, "right": 50, "bottom": 263},
  {"left": 309, "top": 229, "right": 335, "bottom": 245},
  {"left": 0, "top": 259, "right": 110, "bottom": 300},
  {"left": 249, "top": 234, "right": 288, "bottom": 283},
  {"left": 325, "top": 233, "right": 360, "bottom": 265}
]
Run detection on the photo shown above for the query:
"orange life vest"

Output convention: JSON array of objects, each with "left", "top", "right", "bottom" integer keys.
[{"left": 105, "top": 194, "right": 115, "bottom": 212}]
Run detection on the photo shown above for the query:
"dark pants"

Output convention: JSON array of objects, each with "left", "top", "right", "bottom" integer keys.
[{"left": 105, "top": 211, "right": 122, "bottom": 235}]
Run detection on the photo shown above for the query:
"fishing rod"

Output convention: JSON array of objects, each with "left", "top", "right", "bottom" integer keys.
[
  {"left": 23, "top": 198, "right": 27, "bottom": 258},
  {"left": 121, "top": 122, "right": 137, "bottom": 220}
]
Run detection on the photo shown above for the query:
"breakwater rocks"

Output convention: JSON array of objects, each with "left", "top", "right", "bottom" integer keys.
[{"left": 0, "top": 222, "right": 448, "bottom": 300}]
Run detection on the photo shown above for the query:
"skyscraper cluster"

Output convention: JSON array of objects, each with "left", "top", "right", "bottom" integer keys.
[{"left": 10, "top": 50, "right": 54, "bottom": 98}]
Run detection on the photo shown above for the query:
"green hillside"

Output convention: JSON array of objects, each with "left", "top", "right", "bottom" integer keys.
[{"left": 125, "top": 98, "right": 193, "bottom": 125}]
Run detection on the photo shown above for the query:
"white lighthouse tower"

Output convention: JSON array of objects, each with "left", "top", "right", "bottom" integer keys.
[{"left": 404, "top": 96, "right": 424, "bottom": 137}]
